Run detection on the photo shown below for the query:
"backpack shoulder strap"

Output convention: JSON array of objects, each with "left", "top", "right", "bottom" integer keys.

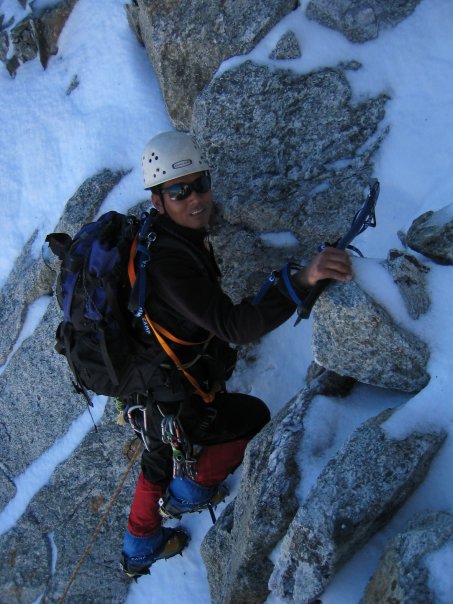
[{"left": 127, "top": 232, "right": 217, "bottom": 404}]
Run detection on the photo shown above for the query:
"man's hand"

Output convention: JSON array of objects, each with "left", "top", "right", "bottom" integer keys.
[{"left": 294, "top": 248, "right": 353, "bottom": 289}]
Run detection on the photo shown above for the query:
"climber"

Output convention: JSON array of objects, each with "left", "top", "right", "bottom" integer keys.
[{"left": 120, "top": 130, "right": 353, "bottom": 578}]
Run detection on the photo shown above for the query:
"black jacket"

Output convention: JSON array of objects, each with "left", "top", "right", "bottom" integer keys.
[
  {"left": 147, "top": 215, "right": 296, "bottom": 341},
  {"left": 136, "top": 214, "right": 299, "bottom": 395}
]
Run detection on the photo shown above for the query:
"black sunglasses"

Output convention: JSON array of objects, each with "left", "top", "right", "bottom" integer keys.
[{"left": 159, "top": 173, "right": 211, "bottom": 202}]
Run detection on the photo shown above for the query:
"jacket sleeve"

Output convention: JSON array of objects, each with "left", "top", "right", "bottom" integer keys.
[{"left": 150, "top": 254, "right": 297, "bottom": 345}]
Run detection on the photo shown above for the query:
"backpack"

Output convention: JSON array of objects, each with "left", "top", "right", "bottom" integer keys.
[
  {"left": 46, "top": 210, "right": 169, "bottom": 404},
  {"left": 46, "top": 210, "right": 219, "bottom": 406}
]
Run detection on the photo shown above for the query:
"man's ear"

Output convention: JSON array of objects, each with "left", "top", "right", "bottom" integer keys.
[{"left": 151, "top": 192, "right": 165, "bottom": 214}]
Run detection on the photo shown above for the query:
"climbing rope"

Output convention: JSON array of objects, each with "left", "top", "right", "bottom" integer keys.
[{"left": 55, "top": 439, "right": 143, "bottom": 604}]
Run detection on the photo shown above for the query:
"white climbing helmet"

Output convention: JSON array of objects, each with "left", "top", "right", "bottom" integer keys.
[{"left": 142, "top": 131, "right": 210, "bottom": 189}]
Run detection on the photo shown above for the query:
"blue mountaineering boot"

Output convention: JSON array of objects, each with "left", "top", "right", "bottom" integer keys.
[
  {"left": 120, "top": 526, "right": 190, "bottom": 579},
  {"left": 158, "top": 477, "right": 229, "bottom": 523}
]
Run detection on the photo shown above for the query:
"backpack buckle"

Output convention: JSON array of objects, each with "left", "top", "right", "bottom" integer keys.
[{"left": 146, "top": 231, "right": 157, "bottom": 248}]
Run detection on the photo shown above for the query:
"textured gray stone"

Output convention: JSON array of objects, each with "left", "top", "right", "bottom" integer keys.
[
  {"left": 209, "top": 220, "right": 300, "bottom": 302},
  {"left": 0, "top": 296, "right": 86, "bottom": 476},
  {"left": 0, "top": 415, "right": 138, "bottom": 604},
  {"left": 0, "top": 229, "right": 55, "bottom": 368},
  {"left": 305, "top": 361, "right": 356, "bottom": 397},
  {"left": 193, "top": 61, "right": 388, "bottom": 260},
  {"left": 269, "top": 409, "right": 446, "bottom": 604},
  {"left": 128, "top": 0, "right": 298, "bottom": 129},
  {"left": 406, "top": 204, "right": 453, "bottom": 265},
  {"left": 0, "top": 517, "right": 50, "bottom": 604},
  {"left": 0, "top": 168, "right": 128, "bottom": 368},
  {"left": 202, "top": 388, "right": 315, "bottom": 604},
  {"left": 312, "top": 279, "right": 430, "bottom": 392},
  {"left": 306, "top": 0, "right": 422, "bottom": 43},
  {"left": 5, "top": 0, "right": 78, "bottom": 76},
  {"left": 0, "top": 3, "right": 445, "bottom": 602},
  {"left": 53, "top": 168, "right": 130, "bottom": 237},
  {"left": 0, "top": 465, "right": 16, "bottom": 511},
  {"left": 0, "top": 28, "right": 9, "bottom": 63},
  {"left": 361, "top": 511, "right": 453, "bottom": 604},
  {"left": 383, "top": 249, "right": 430, "bottom": 319},
  {"left": 270, "top": 31, "right": 302, "bottom": 59}
]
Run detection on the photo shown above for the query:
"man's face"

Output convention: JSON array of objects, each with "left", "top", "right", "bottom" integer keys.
[{"left": 152, "top": 172, "right": 213, "bottom": 230}]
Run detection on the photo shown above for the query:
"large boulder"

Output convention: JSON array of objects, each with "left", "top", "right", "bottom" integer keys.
[
  {"left": 0, "top": 517, "right": 50, "bottom": 604},
  {"left": 126, "top": 0, "right": 298, "bottom": 129},
  {"left": 306, "top": 0, "right": 422, "bottom": 42},
  {"left": 312, "top": 277, "right": 430, "bottom": 392},
  {"left": 201, "top": 372, "right": 357, "bottom": 604},
  {"left": 406, "top": 203, "right": 453, "bottom": 265},
  {"left": 0, "top": 296, "right": 87, "bottom": 477},
  {"left": 269, "top": 408, "right": 446, "bottom": 603},
  {"left": 201, "top": 387, "right": 315, "bottom": 604},
  {"left": 192, "top": 61, "right": 388, "bottom": 265},
  {"left": 0, "top": 415, "right": 138, "bottom": 604},
  {"left": 361, "top": 511, "right": 453, "bottom": 604}
]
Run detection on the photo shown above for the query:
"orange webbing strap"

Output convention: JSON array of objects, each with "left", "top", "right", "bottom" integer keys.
[
  {"left": 128, "top": 237, "right": 217, "bottom": 403},
  {"left": 144, "top": 309, "right": 216, "bottom": 403},
  {"left": 151, "top": 317, "right": 210, "bottom": 347}
]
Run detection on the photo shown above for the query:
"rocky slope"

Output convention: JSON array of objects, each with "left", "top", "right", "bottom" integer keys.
[{"left": 1, "top": 1, "right": 453, "bottom": 602}]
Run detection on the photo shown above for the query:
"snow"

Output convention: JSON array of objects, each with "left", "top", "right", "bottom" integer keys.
[
  {"left": 426, "top": 542, "right": 453, "bottom": 604},
  {"left": 259, "top": 231, "right": 300, "bottom": 248},
  {"left": 1, "top": 0, "right": 453, "bottom": 602},
  {"left": 425, "top": 202, "right": 453, "bottom": 227}
]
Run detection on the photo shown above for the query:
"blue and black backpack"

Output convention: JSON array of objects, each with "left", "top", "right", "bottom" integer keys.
[
  {"left": 46, "top": 209, "right": 226, "bottom": 407},
  {"left": 46, "top": 210, "right": 167, "bottom": 404}
]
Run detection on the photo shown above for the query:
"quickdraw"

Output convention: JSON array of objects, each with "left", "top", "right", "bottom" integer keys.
[{"left": 159, "top": 410, "right": 197, "bottom": 479}]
